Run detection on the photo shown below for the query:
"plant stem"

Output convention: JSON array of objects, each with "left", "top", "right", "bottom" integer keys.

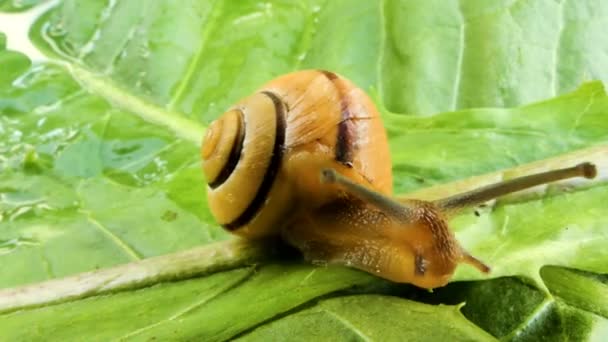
[{"left": 0, "top": 238, "right": 271, "bottom": 314}]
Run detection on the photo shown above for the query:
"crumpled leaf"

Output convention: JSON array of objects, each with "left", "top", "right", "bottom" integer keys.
[
  {"left": 1, "top": 0, "right": 608, "bottom": 340},
  {"left": 0, "top": 265, "right": 387, "bottom": 341},
  {"left": 417, "top": 269, "right": 608, "bottom": 340},
  {"left": 238, "top": 295, "right": 496, "bottom": 341}
]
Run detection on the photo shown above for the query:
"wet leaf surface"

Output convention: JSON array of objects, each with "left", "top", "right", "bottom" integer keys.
[{"left": 1, "top": 1, "right": 607, "bottom": 340}]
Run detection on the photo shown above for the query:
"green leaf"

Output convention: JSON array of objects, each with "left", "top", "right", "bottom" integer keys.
[
  {"left": 237, "top": 295, "right": 496, "bottom": 341},
  {"left": 0, "top": 53, "right": 226, "bottom": 289},
  {"left": 381, "top": 0, "right": 608, "bottom": 115},
  {"left": 0, "top": 265, "right": 387, "bottom": 341},
  {"left": 420, "top": 273, "right": 608, "bottom": 340},
  {"left": 30, "top": 0, "right": 608, "bottom": 118},
  {"left": 541, "top": 266, "right": 608, "bottom": 319},
  {"left": 1, "top": 0, "right": 608, "bottom": 340}
]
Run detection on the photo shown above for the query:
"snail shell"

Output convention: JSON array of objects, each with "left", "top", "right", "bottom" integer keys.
[{"left": 202, "top": 70, "right": 391, "bottom": 238}]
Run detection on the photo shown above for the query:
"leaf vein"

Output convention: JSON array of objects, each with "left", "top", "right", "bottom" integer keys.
[
  {"left": 552, "top": 0, "right": 566, "bottom": 96},
  {"left": 81, "top": 210, "right": 142, "bottom": 261},
  {"left": 451, "top": 7, "right": 465, "bottom": 110},
  {"left": 116, "top": 267, "right": 255, "bottom": 341},
  {"left": 167, "top": 0, "right": 225, "bottom": 111},
  {"left": 323, "top": 308, "right": 373, "bottom": 342}
]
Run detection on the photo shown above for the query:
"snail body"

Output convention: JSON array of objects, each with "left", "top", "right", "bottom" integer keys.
[{"left": 201, "top": 70, "right": 597, "bottom": 289}]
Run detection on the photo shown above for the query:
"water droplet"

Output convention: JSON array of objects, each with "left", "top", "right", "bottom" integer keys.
[
  {"left": 34, "top": 101, "right": 61, "bottom": 115},
  {"left": 9, "top": 130, "right": 22, "bottom": 143},
  {"left": 139, "top": 43, "right": 151, "bottom": 59},
  {"left": 11, "top": 0, "right": 24, "bottom": 9},
  {"left": 60, "top": 40, "right": 77, "bottom": 56},
  {"left": 100, "top": 0, "right": 118, "bottom": 21},
  {"left": 48, "top": 20, "right": 67, "bottom": 37},
  {"left": 9, "top": 206, "right": 32, "bottom": 221},
  {"left": 0, "top": 237, "right": 40, "bottom": 256}
]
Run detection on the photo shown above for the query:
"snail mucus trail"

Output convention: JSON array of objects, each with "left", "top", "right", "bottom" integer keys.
[{"left": 201, "top": 70, "right": 598, "bottom": 289}]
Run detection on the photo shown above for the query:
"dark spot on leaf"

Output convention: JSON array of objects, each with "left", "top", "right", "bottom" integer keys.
[
  {"left": 474, "top": 210, "right": 480, "bottom": 217},
  {"left": 23, "top": 148, "right": 45, "bottom": 174},
  {"left": 112, "top": 143, "right": 141, "bottom": 155},
  {"left": 161, "top": 210, "right": 178, "bottom": 222}
]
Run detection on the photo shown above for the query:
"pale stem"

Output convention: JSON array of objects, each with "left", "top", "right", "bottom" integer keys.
[{"left": 0, "top": 239, "right": 270, "bottom": 314}]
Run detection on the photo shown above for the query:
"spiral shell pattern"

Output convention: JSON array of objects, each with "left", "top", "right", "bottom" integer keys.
[{"left": 202, "top": 91, "right": 292, "bottom": 238}]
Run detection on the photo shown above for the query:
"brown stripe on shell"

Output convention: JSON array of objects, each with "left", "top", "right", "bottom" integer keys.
[
  {"left": 319, "top": 70, "right": 356, "bottom": 167},
  {"left": 223, "top": 91, "right": 286, "bottom": 230},
  {"left": 208, "top": 110, "right": 246, "bottom": 189}
]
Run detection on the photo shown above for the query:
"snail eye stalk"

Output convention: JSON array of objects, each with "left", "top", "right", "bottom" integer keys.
[
  {"left": 433, "top": 162, "right": 597, "bottom": 211},
  {"left": 321, "top": 168, "right": 417, "bottom": 224}
]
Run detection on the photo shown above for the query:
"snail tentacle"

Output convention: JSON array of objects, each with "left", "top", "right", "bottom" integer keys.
[
  {"left": 320, "top": 168, "right": 416, "bottom": 224},
  {"left": 434, "top": 162, "right": 598, "bottom": 211}
]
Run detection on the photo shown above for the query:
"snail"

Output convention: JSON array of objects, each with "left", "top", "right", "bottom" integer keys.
[{"left": 200, "top": 70, "right": 597, "bottom": 289}]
